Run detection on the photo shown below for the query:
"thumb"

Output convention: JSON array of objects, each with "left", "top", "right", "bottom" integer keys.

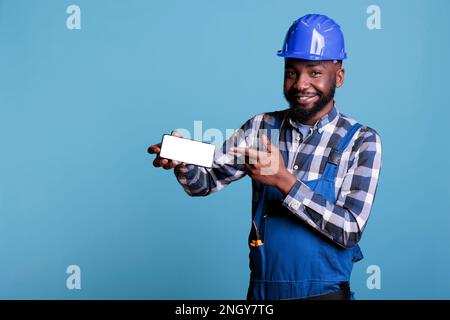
[
  {"left": 171, "top": 130, "right": 184, "bottom": 138},
  {"left": 262, "top": 134, "right": 272, "bottom": 153}
]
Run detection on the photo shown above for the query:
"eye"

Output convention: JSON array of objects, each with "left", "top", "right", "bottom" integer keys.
[
  {"left": 285, "top": 70, "right": 296, "bottom": 78},
  {"left": 311, "top": 71, "right": 322, "bottom": 77}
]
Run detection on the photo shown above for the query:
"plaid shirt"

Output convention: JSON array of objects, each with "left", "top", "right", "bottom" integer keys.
[{"left": 174, "top": 104, "right": 382, "bottom": 248}]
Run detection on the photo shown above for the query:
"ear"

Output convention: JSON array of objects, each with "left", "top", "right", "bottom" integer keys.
[{"left": 335, "top": 67, "right": 345, "bottom": 88}]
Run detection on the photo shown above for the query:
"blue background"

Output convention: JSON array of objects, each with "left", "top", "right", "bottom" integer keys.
[{"left": 0, "top": 0, "right": 448, "bottom": 299}]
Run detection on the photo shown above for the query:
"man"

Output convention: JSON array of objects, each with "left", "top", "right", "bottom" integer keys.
[{"left": 148, "top": 14, "right": 382, "bottom": 300}]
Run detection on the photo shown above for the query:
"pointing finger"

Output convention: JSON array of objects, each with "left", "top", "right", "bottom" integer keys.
[
  {"left": 262, "top": 134, "right": 272, "bottom": 153},
  {"left": 230, "top": 147, "right": 259, "bottom": 161}
]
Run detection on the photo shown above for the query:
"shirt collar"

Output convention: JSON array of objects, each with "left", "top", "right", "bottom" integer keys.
[{"left": 286, "top": 103, "right": 339, "bottom": 134}]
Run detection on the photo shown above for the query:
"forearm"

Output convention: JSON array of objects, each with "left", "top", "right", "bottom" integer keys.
[
  {"left": 174, "top": 164, "right": 212, "bottom": 197},
  {"left": 174, "top": 158, "right": 247, "bottom": 197},
  {"left": 276, "top": 169, "right": 297, "bottom": 196}
]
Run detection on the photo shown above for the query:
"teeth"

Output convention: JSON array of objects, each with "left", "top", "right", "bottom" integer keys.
[{"left": 297, "top": 95, "right": 316, "bottom": 101}]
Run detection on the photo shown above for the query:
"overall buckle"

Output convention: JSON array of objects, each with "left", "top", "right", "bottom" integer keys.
[{"left": 328, "top": 148, "right": 342, "bottom": 165}]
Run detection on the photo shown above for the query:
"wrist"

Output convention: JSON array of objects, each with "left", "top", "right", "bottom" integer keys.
[
  {"left": 277, "top": 168, "right": 297, "bottom": 196},
  {"left": 174, "top": 163, "right": 189, "bottom": 173}
]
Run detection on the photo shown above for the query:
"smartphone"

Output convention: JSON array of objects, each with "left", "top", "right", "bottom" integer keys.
[{"left": 159, "top": 134, "right": 215, "bottom": 168}]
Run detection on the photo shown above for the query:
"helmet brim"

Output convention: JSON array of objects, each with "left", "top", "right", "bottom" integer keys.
[{"left": 277, "top": 51, "right": 347, "bottom": 61}]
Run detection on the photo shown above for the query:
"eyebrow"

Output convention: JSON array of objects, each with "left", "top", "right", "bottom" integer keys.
[
  {"left": 304, "top": 61, "right": 326, "bottom": 68},
  {"left": 285, "top": 61, "right": 326, "bottom": 69}
]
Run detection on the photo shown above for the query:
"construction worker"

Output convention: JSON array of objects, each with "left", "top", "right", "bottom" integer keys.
[{"left": 148, "top": 14, "right": 382, "bottom": 300}]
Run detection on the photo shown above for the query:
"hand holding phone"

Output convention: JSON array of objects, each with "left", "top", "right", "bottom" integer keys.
[
  {"left": 148, "top": 131, "right": 187, "bottom": 170},
  {"left": 148, "top": 131, "right": 216, "bottom": 169}
]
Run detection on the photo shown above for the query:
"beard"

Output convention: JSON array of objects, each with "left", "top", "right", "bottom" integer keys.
[{"left": 285, "top": 83, "right": 336, "bottom": 123}]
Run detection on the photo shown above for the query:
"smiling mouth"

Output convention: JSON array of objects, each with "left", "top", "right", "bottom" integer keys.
[{"left": 294, "top": 94, "right": 319, "bottom": 105}]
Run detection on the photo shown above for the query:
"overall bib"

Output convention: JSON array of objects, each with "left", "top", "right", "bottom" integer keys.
[{"left": 247, "top": 113, "right": 363, "bottom": 300}]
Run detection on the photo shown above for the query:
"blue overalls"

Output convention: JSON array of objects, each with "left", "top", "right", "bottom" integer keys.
[{"left": 247, "top": 113, "right": 363, "bottom": 300}]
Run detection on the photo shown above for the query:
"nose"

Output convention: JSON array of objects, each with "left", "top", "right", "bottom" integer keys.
[{"left": 294, "top": 73, "right": 311, "bottom": 91}]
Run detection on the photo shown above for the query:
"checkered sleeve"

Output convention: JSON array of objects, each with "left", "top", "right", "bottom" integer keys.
[
  {"left": 174, "top": 115, "right": 263, "bottom": 196},
  {"left": 282, "top": 127, "right": 382, "bottom": 248}
]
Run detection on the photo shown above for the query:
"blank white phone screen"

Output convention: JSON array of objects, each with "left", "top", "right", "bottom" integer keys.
[{"left": 159, "top": 135, "right": 216, "bottom": 168}]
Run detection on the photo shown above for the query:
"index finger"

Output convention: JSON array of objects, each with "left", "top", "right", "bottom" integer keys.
[
  {"left": 230, "top": 147, "right": 259, "bottom": 160},
  {"left": 171, "top": 130, "right": 184, "bottom": 138}
]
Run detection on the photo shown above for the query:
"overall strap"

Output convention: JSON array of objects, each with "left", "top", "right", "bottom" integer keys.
[
  {"left": 322, "top": 123, "right": 362, "bottom": 188},
  {"left": 337, "top": 123, "right": 363, "bottom": 152},
  {"left": 327, "top": 123, "right": 363, "bottom": 166},
  {"left": 252, "top": 112, "right": 284, "bottom": 235}
]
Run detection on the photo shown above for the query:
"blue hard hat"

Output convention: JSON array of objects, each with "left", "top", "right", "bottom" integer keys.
[{"left": 277, "top": 14, "right": 347, "bottom": 60}]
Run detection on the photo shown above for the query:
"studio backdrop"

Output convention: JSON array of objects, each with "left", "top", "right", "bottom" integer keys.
[{"left": 0, "top": 0, "right": 449, "bottom": 299}]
